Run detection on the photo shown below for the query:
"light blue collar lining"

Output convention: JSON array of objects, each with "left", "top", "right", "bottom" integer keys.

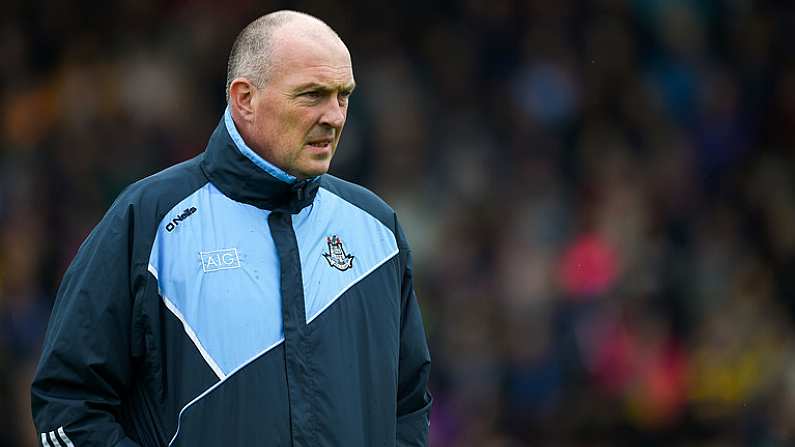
[{"left": 223, "top": 106, "right": 297, "bottom": 184}]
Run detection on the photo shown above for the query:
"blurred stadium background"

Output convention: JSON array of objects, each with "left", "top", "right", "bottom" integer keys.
[{"left": 2, "top": 0, "right": 795, "bottom": 445}]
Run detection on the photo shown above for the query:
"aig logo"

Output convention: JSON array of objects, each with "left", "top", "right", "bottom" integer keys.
[{"left": 200, "top": 248, "right": 241, "bottom": 272}]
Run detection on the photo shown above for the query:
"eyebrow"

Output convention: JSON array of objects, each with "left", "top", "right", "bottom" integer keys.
[{"left": 294, "top": 81, "right": 356, "bottom": 93}]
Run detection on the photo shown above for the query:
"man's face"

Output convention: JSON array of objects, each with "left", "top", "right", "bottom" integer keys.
[{"left": 248, "top": 32, "right": 355, "bottom": 180}]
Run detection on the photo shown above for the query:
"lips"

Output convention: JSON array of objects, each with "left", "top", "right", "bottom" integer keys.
[{"left": 306, "top": 138, "right": 333, "bottom": 147}]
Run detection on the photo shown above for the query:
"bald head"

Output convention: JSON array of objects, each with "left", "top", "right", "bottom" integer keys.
[{"left": 225, "top": 10, "right": 343, "bottom": 102}]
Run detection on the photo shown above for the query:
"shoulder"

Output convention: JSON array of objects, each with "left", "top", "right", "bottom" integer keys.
[
  {"left": 111, "top": 155, "right": 208, "bottom": 222},
  {"left": 64, "top": 156, "right": 208, "bottom": 271},
  {"left": 87, "top": 155, "right": 208, "bottom": 256},
  {"left": 318, "top": 174, "right": 396, "bottom": 231}
]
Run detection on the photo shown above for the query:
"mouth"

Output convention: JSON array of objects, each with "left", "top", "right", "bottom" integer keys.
[{"left": 305, "top": 138, "right": 334, "bottom": 150}]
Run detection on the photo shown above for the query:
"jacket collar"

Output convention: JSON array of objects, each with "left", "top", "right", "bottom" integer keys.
[{"left": 200, "top": 107, "right": 320, "bottom": 213}]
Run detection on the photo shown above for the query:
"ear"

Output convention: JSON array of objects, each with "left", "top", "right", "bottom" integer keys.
[{"left": 228, "top": 78, "right": 257, "bottom": 123}]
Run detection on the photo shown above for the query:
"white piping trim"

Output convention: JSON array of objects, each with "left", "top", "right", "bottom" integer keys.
[
  {"left": 167, "top": 337, "right": 285, "bottom": 446},
  {"left": 147, "top": 264, "right": 159, "bottom": 280},
  {"left": 41, "top": 433, "right": 52, "bottom": 447},
  {"left": 57, "top": 427, "right": 75, "bottom": 447},
  {"left": 306, "top": 248, "right": 399, "bottom": 324},
  {"left": 49, "top": 432, "right": 62, "bottom": 447},
  {"left": 148, "top": 264, "right": 226, "bottom": 380}
]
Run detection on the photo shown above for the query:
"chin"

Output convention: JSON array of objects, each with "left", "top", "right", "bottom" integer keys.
[
  {"left": 294, "top": 152, "right": 334, "bottom": 179},
  {"left": 298, "top": 165, "right": 331, "bottom": 179}
]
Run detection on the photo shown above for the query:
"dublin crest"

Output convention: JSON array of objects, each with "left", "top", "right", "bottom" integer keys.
[{"left": 322, "top": 235, "right": 355, "bottom": 271}]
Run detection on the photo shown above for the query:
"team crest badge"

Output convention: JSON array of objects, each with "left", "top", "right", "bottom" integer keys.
[{"left": 323, "top": 235, "right": 354, "bottom": 271}]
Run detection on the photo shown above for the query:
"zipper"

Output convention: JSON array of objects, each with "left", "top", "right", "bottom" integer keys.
[
  {"left": 292, "top": 179, "right": 310, "bottom": 202},
  {"left": 268, "top": 211, "right": 316, "bottom": 446}
]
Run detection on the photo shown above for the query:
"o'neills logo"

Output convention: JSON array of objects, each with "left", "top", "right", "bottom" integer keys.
[
  {"left": 322, "top": 235, "right": 354, "bottom": 271},
  {"left": 165, "top": 207, "right": 197, "bottom": 232}
]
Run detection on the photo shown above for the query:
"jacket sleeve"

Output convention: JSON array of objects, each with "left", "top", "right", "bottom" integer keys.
[
  {"left": 31, "top": 196, "right": 142, "bottom": 447},
  {"left": 395, "top": 223, "right": 432, "bottom": 447}
]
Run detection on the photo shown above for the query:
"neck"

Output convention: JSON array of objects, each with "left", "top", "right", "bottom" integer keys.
[
  {"left": 200, "top": 113, "right": 320, "bottom": 213},
  {"left": 224, "top": 106, "right": 297, "bottom": 184}
]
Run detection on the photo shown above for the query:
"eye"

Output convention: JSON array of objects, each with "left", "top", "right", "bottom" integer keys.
[
  {"left": 338, "top": 90, "right": 352, "bottom": 104},
  {"left": 300, "top": 90, "right": 322, "bottom": 99}
]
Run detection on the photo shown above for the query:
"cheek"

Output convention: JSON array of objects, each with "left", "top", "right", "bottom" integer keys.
[
  {"left": 253, "top": 110, "right": 277, "bottom": 139},
  {"left": 279, "top": 110, "right": 308, "bottom": 133}
]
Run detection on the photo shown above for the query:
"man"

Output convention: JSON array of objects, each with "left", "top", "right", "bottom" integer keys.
[{"left": 31, "top": 11, "right": 432, "bottom": 447}]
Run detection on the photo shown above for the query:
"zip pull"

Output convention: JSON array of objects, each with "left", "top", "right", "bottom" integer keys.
[{"left": 292, "top": 179, "right": 309, "bottom": 202}]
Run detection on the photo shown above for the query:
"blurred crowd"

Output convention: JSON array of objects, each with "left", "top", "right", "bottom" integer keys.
[{"left": 2, "top": 0, "right": 795, "bottom": 445}]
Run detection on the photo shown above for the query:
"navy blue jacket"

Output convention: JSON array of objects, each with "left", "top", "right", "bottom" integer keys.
[{"left": 31, "top": 110, "right": 432, "bottom": 446}]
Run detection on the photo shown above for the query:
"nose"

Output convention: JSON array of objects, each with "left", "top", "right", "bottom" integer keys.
[{"left": 319, "top": 98, "right": 346, "bottom": 129}]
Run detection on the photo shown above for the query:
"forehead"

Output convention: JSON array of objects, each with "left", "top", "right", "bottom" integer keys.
[{"left": 269, "top": 30, "right": 354, "bottom": 89}]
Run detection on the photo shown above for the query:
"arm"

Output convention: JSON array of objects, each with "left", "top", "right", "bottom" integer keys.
[
  {"left": 395, "top": 224, "right": 432, "bottom": 447},
  {"left": 31, "top": 199, "right": 141, "bottom": 447}
]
